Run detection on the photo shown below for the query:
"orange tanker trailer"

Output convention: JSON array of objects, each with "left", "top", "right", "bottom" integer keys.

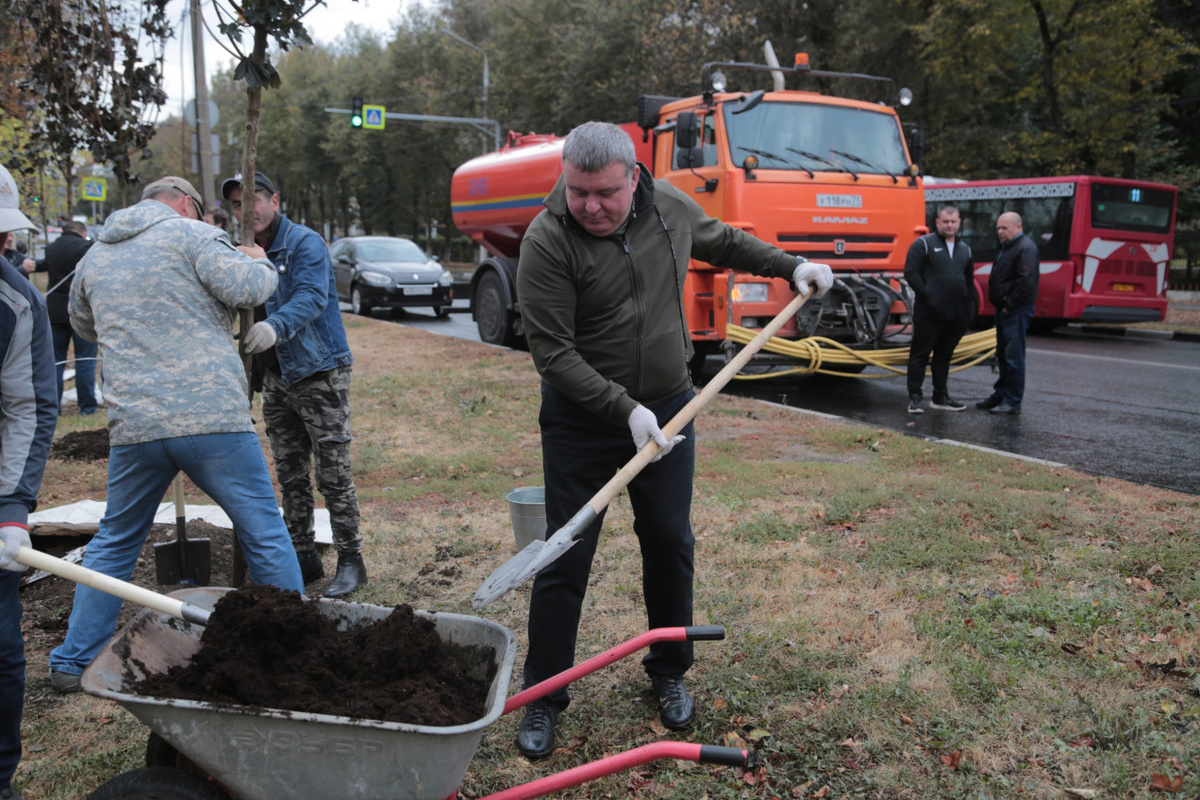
[{"left": 452, "top": 48, "right": 928, "bottom": 375}]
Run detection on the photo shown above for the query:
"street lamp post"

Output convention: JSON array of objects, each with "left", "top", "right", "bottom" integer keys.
[{"left": 441, "top": 28, "right": 496, "bottom": 152}]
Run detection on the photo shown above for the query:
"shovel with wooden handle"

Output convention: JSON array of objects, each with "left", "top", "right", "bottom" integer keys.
[
  {"left": 15, "top": 545, "right": 212, "bottom": 626},
  {"left": 153, "top": 474, "right": 212, "bottom": 586},
  {"left": 473, "top": 288, "right": 813, "bottom": 608}
]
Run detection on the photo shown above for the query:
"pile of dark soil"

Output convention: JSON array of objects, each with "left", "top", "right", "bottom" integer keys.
[
  {"left": 132, "top": 583, "right": 496, "bottom": 727},
  {"left": 50, "top": 428, "right": 110, "bottom": 461}
]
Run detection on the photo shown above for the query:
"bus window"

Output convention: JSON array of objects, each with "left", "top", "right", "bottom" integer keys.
[
  {"left": 1022, "top": 195, "right": 1072, "bottom": 261},
  {"left": 1091, "top": 183, "right": 1173, "bottom": 234}
]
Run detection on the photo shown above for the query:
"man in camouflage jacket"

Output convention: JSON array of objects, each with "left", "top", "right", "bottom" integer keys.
[{"left": 47, "top": 177, "right": 304, "bottom": 691}]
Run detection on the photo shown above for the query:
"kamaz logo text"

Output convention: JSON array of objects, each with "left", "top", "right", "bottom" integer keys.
[{"left": 813, "top": 216, "right": 868, "bottom": 224}]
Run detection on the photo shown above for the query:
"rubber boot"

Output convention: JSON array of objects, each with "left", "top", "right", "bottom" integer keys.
[
  {"left": 323, "top": 552, "right": 367, "bottom": 598},
  {"left": 297, "top": 548, "right": 325, "bottom": 584}
]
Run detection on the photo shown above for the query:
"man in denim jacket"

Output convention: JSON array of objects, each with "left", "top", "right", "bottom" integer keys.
[{"left": 223, "top": 172, "right": 365, "bottom": 597}]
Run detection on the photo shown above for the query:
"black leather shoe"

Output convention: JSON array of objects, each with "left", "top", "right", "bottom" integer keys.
[
  {"left": 0, "top": 784, "right": 23, "bottom": 800},
  {"left": 516, "top": 700, "right": 559, "bottom": 760},
  {"left": 975, "top": 397, "right": 1002, "bottom": 410},
  {"left": 323, "top": 552, "right": 367, "bottom": 598},
  {"left": 989, "top": 403, "right": 1021, "bottom": 415},
  {"left": 651, "top": 675, "right": 695, "bottom": 730},
  {"left": 296, "top": 548, "right": 325, "bottom": 584}
]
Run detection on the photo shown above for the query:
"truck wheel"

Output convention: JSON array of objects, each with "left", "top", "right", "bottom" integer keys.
[
  {"left": 434, "top": 304, "right": 451, "bottom": 318},
  {"left": 88, "top": 766, "right": 230, "bottom": 800},
  {"left": 350, "top": 285, "right": 372, "bottom": 317},
  {"left": 475, "top": 271, "right": 516, "bottom": 347}
]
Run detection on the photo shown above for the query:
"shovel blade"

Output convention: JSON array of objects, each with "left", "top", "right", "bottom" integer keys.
[
  {"left": 473, "top": 505, "right": 597, "bottom": 608},
  {"left": 153, "top": 539, "right": 212, "bottom": 586}
]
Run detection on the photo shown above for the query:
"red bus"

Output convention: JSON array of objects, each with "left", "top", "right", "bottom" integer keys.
[{"left": 924, "top": 176, "right": 1177, "bottom": 324}]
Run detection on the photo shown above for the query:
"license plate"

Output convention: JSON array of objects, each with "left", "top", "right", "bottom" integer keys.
[
  {"left": 1112, "top": 283, "right": 1136, "bottom": 292},
  {"left": 403, "top": 286, "right": 434, "bottom": 296}
]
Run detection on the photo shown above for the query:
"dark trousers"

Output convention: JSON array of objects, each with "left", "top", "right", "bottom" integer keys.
[
  {"left": 523, "top": 385, "right": 696, "bottom": 708},
  {"left": 906, "top": 313, "right": 968, "bottom": 400},
  {"left": 52, "top": 322, "right": 97, "bottom": 412},
  {"left": 0, "top": 571, "right": 23, "bottom": 791},
  {"left": 991, "top": 303, "right": 1036, "bottom": 406}
]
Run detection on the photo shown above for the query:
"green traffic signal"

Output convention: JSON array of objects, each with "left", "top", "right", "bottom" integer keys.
[{"left": 351, "top": 96, "right": 363, "bottom": 128}]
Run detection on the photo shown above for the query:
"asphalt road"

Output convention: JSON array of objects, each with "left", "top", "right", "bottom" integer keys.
[{"left": 365, "top": 300, "right": 1200, "bottom": 496}]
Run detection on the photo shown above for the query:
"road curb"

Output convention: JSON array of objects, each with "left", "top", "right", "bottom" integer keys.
[{"left": 1061, "top": 324, "right": 1200, "bottom": 343}]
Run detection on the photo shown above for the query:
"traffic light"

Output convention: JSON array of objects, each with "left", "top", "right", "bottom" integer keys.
[{"left": 351, "top": 96, "right": 363, "bottom": 128}]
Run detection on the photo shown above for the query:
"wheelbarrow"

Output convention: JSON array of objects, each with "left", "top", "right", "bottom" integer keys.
[{"left": 82, "top": 586, "right": 752, "bottom": 800}]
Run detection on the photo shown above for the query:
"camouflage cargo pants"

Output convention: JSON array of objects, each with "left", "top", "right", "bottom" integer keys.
[{"left": 261, "top": 364, "right": 362, "bottom": 553}]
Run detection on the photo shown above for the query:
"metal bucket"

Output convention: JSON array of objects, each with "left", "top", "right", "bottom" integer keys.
[{"left": 506, "top": 486, "right": 546, "bottom": 552}]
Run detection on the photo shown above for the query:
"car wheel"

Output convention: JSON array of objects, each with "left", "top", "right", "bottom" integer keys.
[
  {"left": 475, "top": 271, "right": 516, "bottom": 346},
  {"left": 350, "top": 285, "right": 372, "bottom": 317},
  {"left": 88, "top": 766, "right": 231, "bottom": 800}
]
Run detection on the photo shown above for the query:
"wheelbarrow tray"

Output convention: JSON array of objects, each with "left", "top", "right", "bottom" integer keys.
[{"left": 82, "top": 586, "right": 516, "bottom": 800}]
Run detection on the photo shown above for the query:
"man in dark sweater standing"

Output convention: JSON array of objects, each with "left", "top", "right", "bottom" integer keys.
[
  {"left": 31, "top": 221, "right": 98, "bottom": 414},
  {"left": 904, "top": 205, "right": 976, "bottom": 414},
  {"left": 976, "top": 211, "right": 1039, "bottom": 414}
]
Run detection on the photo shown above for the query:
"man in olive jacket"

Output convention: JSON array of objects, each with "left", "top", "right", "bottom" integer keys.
[{"left": 512, "top": 121, "right": 834, "bottom": 760}]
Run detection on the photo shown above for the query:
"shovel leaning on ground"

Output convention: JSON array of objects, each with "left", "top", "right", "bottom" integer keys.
[
  {"left": 473, "top": 287, "right": 814, "bottom": 608},
  {"left": 14, "top": 546, "right": 212, "bottom": 626},
  {"left": 153, "top": 474, "right": 211, "bottom": 586}
]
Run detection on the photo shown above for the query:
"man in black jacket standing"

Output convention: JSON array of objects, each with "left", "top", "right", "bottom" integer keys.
[
  {"left": 31, "top": 222, "right": 98, "bottom": 414},
  {"left": 904, "top": 205, "right": 976, "bottom": 413},
  {"left": 977, "top": 211, "right": 1039, "bottom": 414}
]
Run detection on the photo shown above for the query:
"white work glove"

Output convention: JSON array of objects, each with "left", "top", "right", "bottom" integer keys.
[
  {"left": 243, "top": 320, "right": 278, "bottom": 354},
  {"left": 792, "top": 259, "right": 835, "bottom": 299},
  {"left": 628, "top": 404, "right": 685, "bottom": 463},
  {"left": 1, "top": 524, "right": 31, "bottom": 572}
]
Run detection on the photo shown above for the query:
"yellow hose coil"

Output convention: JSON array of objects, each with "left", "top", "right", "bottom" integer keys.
[{"left": 724, "top": 325, "right": 998, "bottom": 380}]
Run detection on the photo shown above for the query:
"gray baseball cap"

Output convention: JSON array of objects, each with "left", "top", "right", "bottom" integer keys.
[
  {"left": 142, "top": 176, "right": 205, "bottom": 219},
  {"left": 0, "top": 164, "right": 40, "bottom": 234}
]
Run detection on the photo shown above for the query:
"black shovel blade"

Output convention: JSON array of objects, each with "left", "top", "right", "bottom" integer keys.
[{"left": 154, "top": 538, "right": 212, "bottom": 586}]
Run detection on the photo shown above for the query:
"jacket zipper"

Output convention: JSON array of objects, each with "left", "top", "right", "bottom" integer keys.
[{"left": 622, "top": 237, "right": 644, "bottom": 398}]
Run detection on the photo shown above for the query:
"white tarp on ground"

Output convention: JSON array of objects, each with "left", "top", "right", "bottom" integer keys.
[{"left": 28, "top": 498, "right": 333, "bottom": 544}]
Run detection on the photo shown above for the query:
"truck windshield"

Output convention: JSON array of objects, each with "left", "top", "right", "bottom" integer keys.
[{"left": 724, "top": 101, "right": 909, "bottom": 176}]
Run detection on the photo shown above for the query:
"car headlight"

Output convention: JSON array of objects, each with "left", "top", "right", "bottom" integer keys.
[
  {"left": 438, "top": 269, "right": 454, "bottom": 287},
  {"left": 731, "top": 282, "right": 770, "bottom": 303},
  {"left": 359, "top": 270, "right": 392, "bottom": 287}
]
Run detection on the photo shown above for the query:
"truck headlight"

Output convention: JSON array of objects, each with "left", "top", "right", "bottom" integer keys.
[{"left": 731, "top": 283, "right": 770, "bottom": 303}]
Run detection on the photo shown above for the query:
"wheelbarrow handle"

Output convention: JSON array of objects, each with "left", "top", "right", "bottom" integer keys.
[
  {"left": 477, "top": 742, "right": 754, "bottom": 800},
  {"left": 503, "top": 626, "right": 724, "bottom": 714},
  {"left": 15, "top": 546, "right": 211, "bottom": 626}
]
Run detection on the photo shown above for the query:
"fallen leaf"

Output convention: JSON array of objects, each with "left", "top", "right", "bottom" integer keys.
[
  {"left": 811, "top": 785, "right": 832, "bottom": 798},
  {"left": 1150, "top": 772, "right": 1184, "bottom": 792},
  {"left": 1146, "top": 564, "right": 1164, "bottom": 576},
  {"left": 840, "top": 737, "right": 859, "bottom": 748},
  {"left": 1061, "top": 642, "right": 1083, "bottom": 654},
  {"left": 940, "top": 750, "right": 962, "bottom": 770},
  {"left": 1063, "top": 789, "right": 1099, "bottom": 798},
  {"left": 712, "top": 697, "right": 728, "bottom": 711},
  {"left": 746, "top": 728, "right": 772, "bottom": 742},
  {"left": 899, "top": 714, "right": 914, "bottom": 725}
]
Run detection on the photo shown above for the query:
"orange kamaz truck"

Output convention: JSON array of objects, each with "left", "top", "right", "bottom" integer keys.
[{"left": 451, "top": 48, "right": 927, "bottom": 375}]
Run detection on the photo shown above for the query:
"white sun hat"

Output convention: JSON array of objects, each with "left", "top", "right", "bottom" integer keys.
[{"left": 0, "top": 164, "right": 39, "bottom": 234}]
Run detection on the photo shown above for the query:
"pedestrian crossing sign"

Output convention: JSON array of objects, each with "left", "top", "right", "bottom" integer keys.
[
  {"left": 363, "top": 105, "right": 386, "bottom": 130},
  {"left": 81, "top": 177, "right": 107, "bottom": 201}
]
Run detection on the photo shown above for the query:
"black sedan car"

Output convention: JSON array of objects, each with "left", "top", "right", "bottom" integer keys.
[{"left": 329, "top": 236, "right": 454, "bottom": 317}]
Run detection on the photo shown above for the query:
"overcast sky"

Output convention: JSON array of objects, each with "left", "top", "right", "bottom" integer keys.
[{"left": 159, "top": 0, "right": 411, "bottom": 117}]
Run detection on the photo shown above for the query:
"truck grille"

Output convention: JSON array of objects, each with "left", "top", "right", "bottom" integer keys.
[{"left": 778, "top": 233, "right": 894, "bottom": 260}]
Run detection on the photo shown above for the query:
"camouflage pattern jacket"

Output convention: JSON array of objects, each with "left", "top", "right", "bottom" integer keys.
[{"left": 70, "top": 200, "right": 278, "bottom": 446}]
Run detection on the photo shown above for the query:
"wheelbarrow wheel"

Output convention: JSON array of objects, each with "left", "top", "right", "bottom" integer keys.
[
  {"left": 145, "top": 731, "right": 180, "bottom": 767},
  {"left": 88, "top": 766, "right": 230, "bottom": 800}
]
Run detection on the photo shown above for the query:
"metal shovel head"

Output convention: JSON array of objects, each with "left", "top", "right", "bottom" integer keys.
[
  {"left": 154, "top": 538, "right": 212, "bottom": 587},
  {"left": 473, "top": 506, "right": 597, "bottom": 608}
]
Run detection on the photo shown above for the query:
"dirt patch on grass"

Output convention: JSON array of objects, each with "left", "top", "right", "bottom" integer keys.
[{"left": 48, "top": 429, "right": 110, "bottom": 461}]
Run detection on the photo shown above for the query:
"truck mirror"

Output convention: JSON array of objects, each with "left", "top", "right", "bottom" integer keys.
[{"left": 674, "top": 111, "right": 703, "bottom": 170}]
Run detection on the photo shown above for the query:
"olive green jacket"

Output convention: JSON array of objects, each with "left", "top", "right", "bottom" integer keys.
[{"left": 517, "top": 166, "right": 797, "bottom": 421}]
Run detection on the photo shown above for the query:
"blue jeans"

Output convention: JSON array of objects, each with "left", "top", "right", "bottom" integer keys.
[
  {"left": 992, "top": 303, "right": 1036, "bottom": 406},
  {"left": 52, "top": 322, "right": 98, "bottom": 413},
  {"left": 523, "top": 386, "right": 696, "bottom": 708},
  {"left": 49, "top": 432, "right": 304, "bottom": 676},
  {"left": 0, "top": 571, "right": 23, "bottom": 791}
]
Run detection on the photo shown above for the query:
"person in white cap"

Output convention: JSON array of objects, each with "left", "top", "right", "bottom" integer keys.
[{"left": 0, "top": 163, "right": 59, "bottom": 800}]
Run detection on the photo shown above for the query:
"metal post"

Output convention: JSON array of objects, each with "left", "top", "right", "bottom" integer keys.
[
  {"left": 190, "top": 0, "right": 216, "bottom": 210},
  {"left": 442, "top": 29, "right": 497, "bottom": 152}
]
